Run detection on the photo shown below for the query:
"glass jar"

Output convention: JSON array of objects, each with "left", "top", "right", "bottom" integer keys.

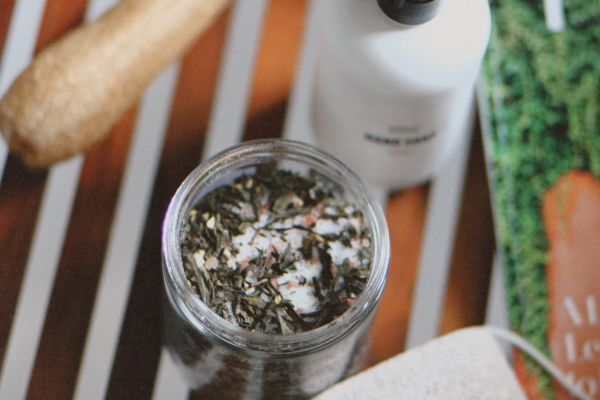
[{"left": 162, "top": 139, "right": 390, "bottom": 399}]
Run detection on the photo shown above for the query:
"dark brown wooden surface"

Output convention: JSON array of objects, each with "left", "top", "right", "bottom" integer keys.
[{"left": 0, "top": 1, "right": 495, "bottom": 398}]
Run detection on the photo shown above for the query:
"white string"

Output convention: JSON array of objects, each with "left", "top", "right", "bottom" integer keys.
[
  {"left": 543, "top": 0, "right": 566, "bottom": 32},
  {"left": 483, "top": 326, "right": 593, "bottom": 400}
]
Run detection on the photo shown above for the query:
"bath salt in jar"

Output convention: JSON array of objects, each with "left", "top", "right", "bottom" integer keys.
[{"left": 162, "top": 139, "right": 390, "bottom": 399}]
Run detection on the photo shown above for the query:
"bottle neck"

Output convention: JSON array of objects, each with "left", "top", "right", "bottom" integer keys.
[{"left": 377, "top": 0, "right": 441, "bottom": 25}]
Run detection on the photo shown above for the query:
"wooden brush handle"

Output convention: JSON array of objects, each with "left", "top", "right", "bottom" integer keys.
[{"left": 0, "top": 0, "right": 230, "bottom": 167}]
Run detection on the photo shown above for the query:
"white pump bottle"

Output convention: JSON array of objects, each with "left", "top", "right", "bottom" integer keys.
[{"left": 311, "top": 0, "right": 491, "bottom": 189}]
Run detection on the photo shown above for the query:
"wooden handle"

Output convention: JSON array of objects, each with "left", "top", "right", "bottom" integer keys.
[{"left": 0, "top": 0, "right": 230, "bottom": 167}]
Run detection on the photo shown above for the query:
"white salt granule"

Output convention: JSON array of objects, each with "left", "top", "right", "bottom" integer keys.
[
  {"left": 193, "top": 250, "right": 206, "bottom": 269},
  {"left": 277, "top": 259, "right": 322, "bottom": 314},
  {"left": 328, "top": 240, "right": 358, "bottom": 266},
  {"left": 314, "top": 219, "right": 344, "bottom": 235}
]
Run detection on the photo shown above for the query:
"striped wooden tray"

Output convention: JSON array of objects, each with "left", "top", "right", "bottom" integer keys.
[{"left": 0, "top": 1, "right": 501, "bottom": 398}]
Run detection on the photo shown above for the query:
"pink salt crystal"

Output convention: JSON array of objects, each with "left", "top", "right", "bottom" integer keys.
[
  {"left": 286, "top": 278, "right": 299, "bottom": 289},
  {"left": 205, "top": 257, "right": 218, "bottom": 270},
  {"left": 305, "top": 214, "right": 317, "bottom": 226},
  {"left": 239, "top": 261, "right": 249, "bottom": 271}
]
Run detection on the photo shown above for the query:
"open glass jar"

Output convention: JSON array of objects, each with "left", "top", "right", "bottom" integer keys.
[{"left": 162, "top": 139, "right": 390, "bottom": 399}]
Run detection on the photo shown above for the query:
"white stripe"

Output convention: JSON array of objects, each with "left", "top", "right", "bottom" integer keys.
[
  {"left": 153, "top": 2, "right": 269, "bottom": 398},
  {"left": 73, "top": 63, "right": 180, "bottom": 400},
  {"left": 201, "top": 0, "right": 269, "bottom": 160},
  {"left": 282, "top": 0, "right": 320, "bottom": 144},
  {"left": 0, "top": 156, "right": 83, "bottom": 400},
  {"left": 544, "top": 0, "right": 566, "bottom": 32},
  {"left": 485, "top": 253, "right": 510, "bottom": 329},
  {"left": 0, "top": 0, "right": 47, "bottom": 183},
  {"left": 405, "top": 98, "right": 475, "bottom": 349},
  {"left": 85, "top": 0, "right": 117, "bottom": 20},
  {"left": 241, "top": 365, "right": 264, "bottom": 400},
  {"left": 484, "top": 253, "right": 511, "bottom": 357},
  {"left": 0, "top": 0, "right": 46, "bottom": 96},
  {"left": 152, "top": 349, "right": 189, "bottom": 400}
]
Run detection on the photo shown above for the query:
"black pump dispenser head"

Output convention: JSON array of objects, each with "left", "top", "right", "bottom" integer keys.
[{"left": 377, "top": 0, "right": 441, "bottom": 25}]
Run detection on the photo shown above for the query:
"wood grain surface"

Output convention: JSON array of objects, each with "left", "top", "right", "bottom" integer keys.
[{"left": 0, "top": 1, "right": 495, "bottom": 398}]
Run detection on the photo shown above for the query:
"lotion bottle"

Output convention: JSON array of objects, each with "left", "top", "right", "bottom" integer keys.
[{"left": 311, "top": 0, "right": 491, "bottom": 189}]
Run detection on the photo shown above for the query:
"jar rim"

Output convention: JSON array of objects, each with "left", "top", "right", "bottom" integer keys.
[{"left": 162, "top": 139, "right": 390, "bottom": 355}]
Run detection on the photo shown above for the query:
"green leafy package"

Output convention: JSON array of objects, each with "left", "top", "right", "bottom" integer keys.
[{"left": 480, "top": 0, "right": 600, "bottom": 398}]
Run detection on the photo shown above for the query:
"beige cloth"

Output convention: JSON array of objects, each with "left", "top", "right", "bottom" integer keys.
[{"left": 315, "top": 327, "right": 526, "bottom": 400}]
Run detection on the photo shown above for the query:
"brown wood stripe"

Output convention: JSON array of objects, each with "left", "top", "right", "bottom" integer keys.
[
  {"left": 0, "top": 0, "right": 88, "bottom": 374},
  {"left": 34, "top": 0, "right": 87, "bottom": 51},
  {"left": 0, "top": 157, "right": 47, "bottom": 370},
  {"left": 242, "top": 0, "right": 308, "bottom": 141},
  {"left": 367, "top": 185, "right": 430, "bottom": 366},
  {"left": 440, "top": 124, "right": 495, "bottom": 334},
  {"left": 106, "top": 9, "right": 231, "bottom": 399},
  {"left": 0, "top": 0, "right": 16, "bottom": 62},
  {"left": 26, "top": 109, "right": 137, "bottom": 400}
]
